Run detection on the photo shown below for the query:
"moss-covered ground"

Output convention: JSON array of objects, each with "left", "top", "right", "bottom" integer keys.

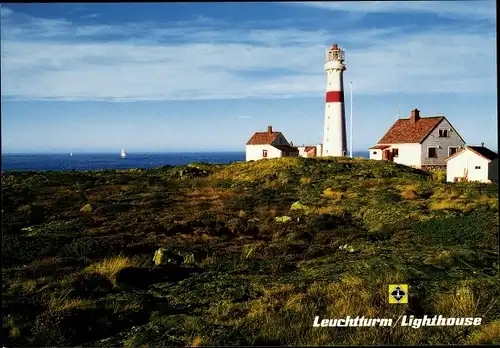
[{"left": 2, "top": 157, "right": 499, "bottom": 346}]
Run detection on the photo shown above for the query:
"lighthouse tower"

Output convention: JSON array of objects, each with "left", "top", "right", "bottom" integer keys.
[{"left": 322, "top": 44, "right": 347, "bottom": 157}]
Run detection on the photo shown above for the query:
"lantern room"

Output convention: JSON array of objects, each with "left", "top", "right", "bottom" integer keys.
[{"left": 326, "top": 44, "right": 345, "bottom": 62}]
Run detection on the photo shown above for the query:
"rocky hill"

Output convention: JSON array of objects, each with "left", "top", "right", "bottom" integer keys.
[{"left": 2, "top": 157, "right": 499, "bottom": 346}]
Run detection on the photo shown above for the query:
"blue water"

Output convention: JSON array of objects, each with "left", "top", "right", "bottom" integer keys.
[{"left": 1, "top": 151, "right": 370, "bottom": 172}]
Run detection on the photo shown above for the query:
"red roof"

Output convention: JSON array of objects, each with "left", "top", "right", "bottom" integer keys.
[
  {"left": 304, "top": 146, "right": 316, "bottom": 152},
  {"left": 376, "top": 116, "right": 444, "bottom": 144},
  {"left": 246, "top": 131, "right": 280, "bottom": 145},
  {"left": 369, "top": 144, "right": 390, "bottom": 150}
]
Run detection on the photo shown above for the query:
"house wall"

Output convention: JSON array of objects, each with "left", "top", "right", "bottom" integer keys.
[
  {"left": 245, "top": 145, "right": 282, "bottom": 161},
  {"left": 393, "top": 143, "right": 422, "bottom": 168},
  {"left": 488, "top": 158, "right": 498, "bottom": 183},
  {"left": 369, "top": 149, "right": 383, "bottom": 160},
  {"left": 316, "top": 144, "right": 323, "bottom": 157},
  {"left": 369, "top": 144, "right": 421, "bottom": 167},
  {"left": 421, "top": 118, "right": 465, "bottom": 166},
  {"left": 446, "top": 149, "right": 489, "bottom": 183},
  {"left": 297, "top": 146, "right": 307, "bottom": 158}
]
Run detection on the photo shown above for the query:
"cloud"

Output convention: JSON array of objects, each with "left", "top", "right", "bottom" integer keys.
[
  {"left": 0, "top": 5, "right": 496, "bottom": 101},
  {"left": 233, "top": 115, "right": 253, "bottom": 119},
  {"left": 290, "top": 1, "right": 496, "bottom": 22}
]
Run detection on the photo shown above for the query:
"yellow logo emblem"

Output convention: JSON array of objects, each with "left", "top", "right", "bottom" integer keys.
[{"left": 389, "top": 284, "right": 408, "bottom": 304}]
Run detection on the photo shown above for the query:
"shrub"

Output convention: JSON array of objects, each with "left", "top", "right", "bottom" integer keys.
[{"left": 430, "top": 170, "right": 447, "bottom": 183}]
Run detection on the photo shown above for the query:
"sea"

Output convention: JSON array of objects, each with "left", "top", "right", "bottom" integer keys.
[{"left": 1, "top": 151, "right": 370, "bottom": 172}]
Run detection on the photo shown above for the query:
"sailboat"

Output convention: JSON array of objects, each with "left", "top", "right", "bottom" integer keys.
[
  {"left": 121, "top": 149, "right": 126, "bottom": 159},
  {"left": 69, "top": 152, "right": 73, "bottom": 157}
]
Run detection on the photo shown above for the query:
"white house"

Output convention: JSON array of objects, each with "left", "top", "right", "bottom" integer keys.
[
  {"left": 245, "top": 126, "right": 299, "bottom": 161},
  {"left": 446, "top": 145, "right": 498, "bottom": 183},
  {"left": 369, "top": 108, "right": 466, "bottom": 169},
  {"left": 297, "top": 145, "right": 322, "bottom": 158}
]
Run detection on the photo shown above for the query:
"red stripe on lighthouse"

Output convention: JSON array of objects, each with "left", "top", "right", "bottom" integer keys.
[{"left": 326, "top": 91, "right": 344, "bottom": 103}]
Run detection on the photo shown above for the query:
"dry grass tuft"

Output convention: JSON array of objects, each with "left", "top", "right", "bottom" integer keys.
[
  {"left": 424, "top": 250, "right": 454, "bottom": 266},
  {"left": 434, "top": 284, "right": 477, "bottom": 317},
  {"left": 85, "top": 256, "right": 136, "bottom": 283},
  {"left": 343, "top": 191, "right": 359, "bottom": 198},
  {"left": 50, "top": 299, "right": 94, "bottom": 312},
  {"left": 300, "top": 177, "right": 312, "bottom": 184},
  {"left": 401, "top": 190, "right": 418, "bottom": 200},
  {"left": 316, "top": 206, "right": 345, "bottom": 216},
  {"left": 429, "top": 199, "right": 466, "bottom": 211},
  {"left": 190, "top": 336, "right": 203, "bottom": 347},
  {"left": 322, "top": 188, "right": 343, "bottom": 200},
  {"left": 467, "top": 320, "right": 500, "bottom": 344}
]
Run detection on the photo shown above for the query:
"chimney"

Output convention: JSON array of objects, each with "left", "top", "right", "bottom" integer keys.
[
  {"left": 268, "top": 125, "right": 273, "bottom": 134},
  {"left": 481, "top": 142, "right": 484, "bottom": 147},
  {"left": 410, "top": 108, "right": 420, "bottom": 125}
]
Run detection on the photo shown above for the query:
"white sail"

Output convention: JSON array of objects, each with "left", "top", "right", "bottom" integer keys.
[{"left": 121, "top": 149, "right": 126, "bottom": 158}]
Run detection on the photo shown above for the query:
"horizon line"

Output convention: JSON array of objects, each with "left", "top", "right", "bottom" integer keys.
[{"left": 2, "top": 149, "right": 372, "bottom": 155}]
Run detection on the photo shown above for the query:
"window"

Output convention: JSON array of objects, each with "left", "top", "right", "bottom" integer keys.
[
  {"left": 372, "top": 151, "right": 377, "bottom": 155},
  {"left": 439, "top": 129, "right": 449, "bottom": 137},
  {"left": 262, "top": 149, "right": 268, "bottom": 158},
  {"left": 428, "top": 147, "right": 437, "bottom": 158},
  {"left": 475, "top": 166, "right": 481, "bottom": 169},
  {"left": 392, "top": 148, "right": 399, "bottom": 157},
  {"left": 448, "top": 147, "right": 458, "bottom": 156}
]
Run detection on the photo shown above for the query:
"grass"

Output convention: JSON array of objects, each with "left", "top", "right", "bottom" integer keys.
[
  {"left": 85, "top": 256, "right": 138, "bottom": 284},
  {"left": 1, "top": 157, "right": 498, "bottom": 346},
  {"left": 467, "top": 320, "right": 500, "bottom": 344}
]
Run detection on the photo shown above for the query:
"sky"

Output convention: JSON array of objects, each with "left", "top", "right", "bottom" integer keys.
[{"left": 0, "top": 1, "right": 497, "bottom": 153}]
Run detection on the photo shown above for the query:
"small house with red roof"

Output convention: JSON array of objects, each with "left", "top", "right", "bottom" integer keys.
[
  {"left": 246, "top": 125, "right": 299, "bottom": 161},
  {"left": 369, "top": 108, "right": 466, "bottom": 169},
  {"left": 297, "top": 145, "right": 321, "bottom": 158},
  {"left": 446, "top": 145, "right": 498, "bottom": 183}
]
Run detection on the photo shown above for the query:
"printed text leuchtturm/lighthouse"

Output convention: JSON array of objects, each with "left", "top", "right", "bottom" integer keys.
[{"left": 313, "top": 315, "right": 482, "bottom": 328}]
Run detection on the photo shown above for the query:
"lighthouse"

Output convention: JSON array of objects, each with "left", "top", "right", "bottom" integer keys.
[{"left": 322, "top": 44, "right": 347, "bottom": 157}]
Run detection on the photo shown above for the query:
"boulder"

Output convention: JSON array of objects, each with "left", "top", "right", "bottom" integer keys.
[
  {"left": 153, "top": 248, "right": 183, "bottom": 266},
  {"left": 80, "top": 204, "right": 93, "bottom": 212},
  {"left": 275, "top": 216, "right": 292, "bottom": 223}
]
